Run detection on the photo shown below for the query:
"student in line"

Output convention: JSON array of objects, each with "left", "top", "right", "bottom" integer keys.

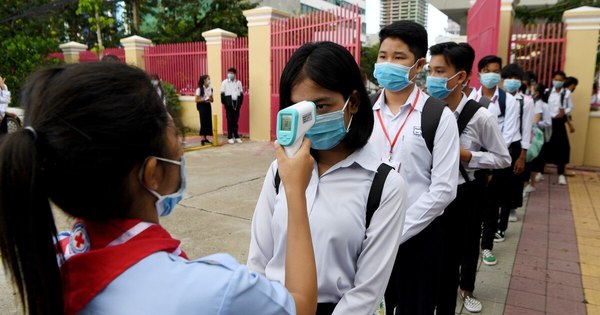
[
  {"left": 248, "top": 42, "right": 407, "bottom": 315},
  {"left": 427, "top": 42, "right": 511, "bottom": 315},
  {"left": 525, "top": 83, "right": 552, "bottom": 193},
  {"left": 545, "top": 70, "right": 574, "bottom": 185},
  {"left": 564, "top": 76, "right": 578, "bottom": 134},
  {"left": 498, "top": 63, "right": 534, "bottom": 228},
  {"left": 0, "top": 62, "right": 318, "bottom": 315},
  {"left": 472, "top": 55, "right": 520, "bottom": 266},
  {"left": 369, "top": 21, "right": 460, "bottom": 315}
]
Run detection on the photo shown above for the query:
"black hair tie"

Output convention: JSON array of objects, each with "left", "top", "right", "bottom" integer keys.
[{"left": 24, "top": 126, "right": 38, "bottom": 141}]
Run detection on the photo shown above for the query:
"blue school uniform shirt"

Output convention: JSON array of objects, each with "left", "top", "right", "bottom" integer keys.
[{"left": 80, "top": 252, "right": 295, "bottom": 315}]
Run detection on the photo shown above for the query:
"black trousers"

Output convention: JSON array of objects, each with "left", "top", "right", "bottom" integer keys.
[
  {"left": 385, "top": 217, "right": 443, "bottom": 315},
  {"left": 498, "top": 142, "right": 525, "bottom": 232},
  {"left": 460, "top": 171, "right": 488, "bottom": 292},
  {"left": 225, "top": 100, "right": 241, "bottom": 139},
  {"left": 480, "top": 172, "right": 498, "bottom": 251},
  {"left": 316, "top": 303, "right": 336, "bottom": 315},
  {"left": 197, "top": 102, "right": 213, "bottom": 136},
  {"left": 437, "top": 184, "right": 473, "bottom": 315}
]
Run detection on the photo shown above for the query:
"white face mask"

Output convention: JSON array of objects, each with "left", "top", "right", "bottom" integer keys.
[
  {"left": 151, "top": 80, "right": 159, "bottom": 86},
  {"left": 206, "top": 80, "right": 211, "bottom": 86}
]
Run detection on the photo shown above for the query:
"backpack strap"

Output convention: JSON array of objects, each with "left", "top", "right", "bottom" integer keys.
[
  {"left": 518, "top": 97, "right": 524, "bottom": 136},
  {"left": 456, "top": 100, "right": 483, "bottom": 183},
  {"left": 498, "top": 88, "right": 506, "bottom": 118},
  {"left": 560, "top": 89, "right": 566, "bottom": 108},
  {"left": 274, "top": 163, "right": 394, "bottom": 230},
  {"left": 366, "top": 163, "right": 394, "bottom": 229},
  {"left": 478, "top": 96, "right": 492, "bottom": 109},
  {"left": 421, "top": 97, "right": 448, "bottom": 154}
]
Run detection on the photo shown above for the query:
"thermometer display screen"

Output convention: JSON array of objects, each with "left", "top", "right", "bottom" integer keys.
[{"left": 281, "top": 114, "right": 293, "bottom": 131}]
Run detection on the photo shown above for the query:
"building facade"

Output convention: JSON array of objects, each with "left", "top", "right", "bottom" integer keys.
[{"left": 380, "top": 0, "right": 428, "bottom": 29}]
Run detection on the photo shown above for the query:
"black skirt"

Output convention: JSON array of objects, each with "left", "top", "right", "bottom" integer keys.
[
  {"left": 545, "top": 117, "right": 570, "bottom": 165},
  {"left": 197, "top": 102, "right": 213, "bottom": 136}
]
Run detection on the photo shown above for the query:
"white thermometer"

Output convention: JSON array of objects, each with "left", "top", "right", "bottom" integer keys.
[{"left": 276, "top": 101, "right": 316, "bottom": 157}]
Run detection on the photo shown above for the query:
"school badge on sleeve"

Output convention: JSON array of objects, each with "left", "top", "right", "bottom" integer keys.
[{"left": 69, "top": 222, "right": 90, "bottom": 254}]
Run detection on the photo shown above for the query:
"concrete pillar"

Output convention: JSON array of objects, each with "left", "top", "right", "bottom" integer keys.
[
  {"left": 59, "top": 42, "right": 87, "bottom": 64},
  {"left": 243, "top": 7, "right": 291, "bottom": 141},
  {"left": 120, "top": 35, "right": 152, "bottom": 70},
  {"left": 563, "top": 6, "right": 600, "bottom": 166},
  {"left": 201, "top": 28, "right": 238, "bottom": 135},
  {"left": 497, "top": 0, "right": 515, "bottom": 63}
]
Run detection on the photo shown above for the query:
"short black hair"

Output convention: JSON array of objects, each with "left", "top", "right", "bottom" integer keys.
[
  {"left": 379, "top": 20, "right": 428, "bottom": 60},
  {"left": 524, "top": 71, "right": 537, "bottom": 83},
  {"left": 227, "top": 68, "right": 237, "bottom": 74},
  {"left": 552, "top": 70, "right": 566, "bottom": 79},
  {"left": 279, "top": 41, "right": 373, "bottom": 152},
  {"left": 477, "top": 55, "right": 502, "bottom": 72},
  {"left": 565, "top": 76, "right": 579, "bottom": 87},
  {"left": 501, "top": 63, "right": 524, "bottom": 79},
  {"left": 429, "top": 42, "right": 474, "bottom": 75},
  {"left": 535, "top": 83, "right": 549, "bottom": 103}
]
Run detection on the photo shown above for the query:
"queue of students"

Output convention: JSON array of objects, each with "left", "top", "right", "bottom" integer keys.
[{"left": 0, "top": 20, "right": 578, "bottom": 315}]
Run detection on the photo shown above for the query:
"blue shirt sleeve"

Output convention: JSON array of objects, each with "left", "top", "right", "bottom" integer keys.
[{"left": 218, "top": 260, "right": 295, "bottom": 315}]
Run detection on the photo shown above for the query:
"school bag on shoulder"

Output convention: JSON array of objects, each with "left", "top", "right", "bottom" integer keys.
[
  {"left": 455, "top": 100, "right": 484, "bottom": 183},
  {"left": 273, "top": 163, "right": 394, "bottom": 229}
]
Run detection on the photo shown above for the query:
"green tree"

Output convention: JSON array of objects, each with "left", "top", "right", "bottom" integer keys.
[
  {"left": 140, "top": 0, "right": 258, "bottom": 43},
  {"left": 77, "top": 0, "right": 115, "bottom": 53},
  {"left": 361, "top": 44, "right": 379, "bottom": 84},
  {"left": 516, "top": 0, "right": 600, "bottom": 24}
]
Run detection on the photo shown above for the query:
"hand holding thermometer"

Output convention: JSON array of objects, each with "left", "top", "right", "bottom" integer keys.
[{"left": 276, "top": 101, "right": 317, "bottom": 157}]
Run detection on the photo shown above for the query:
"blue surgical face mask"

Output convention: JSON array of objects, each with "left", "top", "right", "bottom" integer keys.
[
  {"left": 503, "top": 79, "right": 522, "bottom": 93},
  {"left": 227, "top": 73, "right": 235, "bottom": 80},
  {"left": 553, "top": 80, "right": 564, "bottom": 89},
  {"left": 140, "top": 156, "right": 187, "bottom": 217},
  {"left": 479, "top": 72, "right": 501, "bottom": 89},
  {"left": 306, "top": 97, "right": 352, "bottom": 150},
  {"left": 426, "top": 72, "right": 462, "bottom": 99},
  {"left": 373, "top": 61, "right": 419, "bottom": 92}
]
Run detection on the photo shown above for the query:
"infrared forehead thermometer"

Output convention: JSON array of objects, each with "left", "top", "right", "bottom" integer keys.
[{"left": 276, "top": 101, "right": 316, "bottom": 157}]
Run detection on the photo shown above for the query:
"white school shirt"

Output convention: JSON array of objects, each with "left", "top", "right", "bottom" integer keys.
[
  {"left": 475, "top": 87, "right": 521, "bottom": 146},
  {"left": 195, "top": 86, "right": 213, "bottom": 102},
  {"left": 0, "top": 87, "right": 10, "bottom": 118},
  {"left": 466, "top": 86, "right": 477, "bottom": 101},
  {"left": 82, "top": 252, "right": 295, "bottom": 315},
  {"left": 454, "top": 94, "right": 511, "bottom": 185},
  {"left": 514, "top": 92, "right": 535, "bottom": 150},
  {"left": 220, "top": 79, "right": 243, "bottom": 101},
  {"left": 548, "top": 88, "right": 574, "bottom": 118},
  {"left": 534, "top": 99, "right": 552, "bottom": 129},
  {"left": 248, "top": 147, "right": 407, "bottom": 315},
  {"left": 368, "top": 86, "right": 459, "bottom": 244}
]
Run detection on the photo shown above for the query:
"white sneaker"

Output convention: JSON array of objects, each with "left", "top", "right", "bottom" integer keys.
[
  {"left": 558, "top": 175, "right": 567, "bottom": 185},
  {"left": 462, "top": 293, "right": 483, "bottom": 313},
  {"left": 509, "top": 209, "right": 518, "bottom": 222},
  {"left": 482, "top": 249, "right": 498, "bottom": 265},
  {"left": 235, "top": 138, "right": 243, "bottom": 144},
  {"left": 524, "top": 184, "right": 536, "bottom": 193},
  {"left": 228, "top": 138, "right": 234, "bottom": 144},
  {"left": 535, "top": 173, "right": 544, "bottom": 182}
]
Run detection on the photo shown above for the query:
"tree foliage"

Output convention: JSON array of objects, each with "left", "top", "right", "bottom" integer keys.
[
  {"left": 515, "top": 0, "right": 600, "bottom": 24},
  {"left": 76, "top": 0, "right": 115, "bottom": 52},
  {"left": 361, "top": 44, "right": 379, "bottom": 84},
  {"left": 139, "top": 0, "right": 258, "bottom": 43}
]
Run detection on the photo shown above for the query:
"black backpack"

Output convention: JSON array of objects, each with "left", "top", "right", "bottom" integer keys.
[
  {"left": 456, "top": 100, "right": 484, "bottom": 182},
  {"left": 273, "top": 163, "right": 394, "bottom": 229},
  {"left": 479, "top": 88, "right": 506, "bottom": 118}
]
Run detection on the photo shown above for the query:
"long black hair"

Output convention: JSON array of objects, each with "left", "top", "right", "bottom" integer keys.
[
  {"left": 0, "top": 62, "right": 168, "bottom": 314},
  {"left": 198, "top": 74, "right": 209, "bottom": 98},
  {"left": 279, "top": 41, "right": 373, "bottom": 152}
]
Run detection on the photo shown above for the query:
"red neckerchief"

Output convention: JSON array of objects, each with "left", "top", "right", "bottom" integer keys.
[{"left": 58, "top": 219, "right": 188, "bottom": 315}]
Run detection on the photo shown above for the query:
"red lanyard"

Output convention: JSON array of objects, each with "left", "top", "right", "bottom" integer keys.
[{"left": 376, "top": 89, "right": 420, "bottom": 157}]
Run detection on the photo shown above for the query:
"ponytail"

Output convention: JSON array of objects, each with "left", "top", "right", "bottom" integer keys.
[{"left": 0, "top": 129, "right": 64, "bottom": 314}]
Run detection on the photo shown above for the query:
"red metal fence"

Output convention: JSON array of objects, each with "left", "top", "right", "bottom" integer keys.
[
  {"left": 221, "top": 37, "right": 250, "bottom": 135},
  {"left": 144, "top": 42, "right": 208, "bottom": 95},
  {"left": 79, "top": 48, "right": 126, "bottom": 63},
  {"left": 510, "top": 23, "right": 566, "bottom": 87},
  {"left": 466, "top": 0, "right": 500, "bottom": 88},
  {"left": 270, "top": 5, "right": 362, "bottom": 138}
]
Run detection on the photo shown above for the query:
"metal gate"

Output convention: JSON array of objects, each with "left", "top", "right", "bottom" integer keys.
[{"left": 509, "top": 23, "right": 566, "bottom": 87}]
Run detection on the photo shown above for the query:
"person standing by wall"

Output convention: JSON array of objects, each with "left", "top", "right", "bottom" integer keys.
[
  {"left": 0, "top": 76, "right": 10, "bottom": 133},
  {"left": 195, "top": 75, "right": 213, "bottom": 146},
  {"left": 221, "top": 68, "right": 244, "bottom": 144}
]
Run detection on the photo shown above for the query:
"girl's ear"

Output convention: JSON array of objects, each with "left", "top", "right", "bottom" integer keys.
[{"left": 348, "top": 90, "right": 360, "bottom": 115}]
